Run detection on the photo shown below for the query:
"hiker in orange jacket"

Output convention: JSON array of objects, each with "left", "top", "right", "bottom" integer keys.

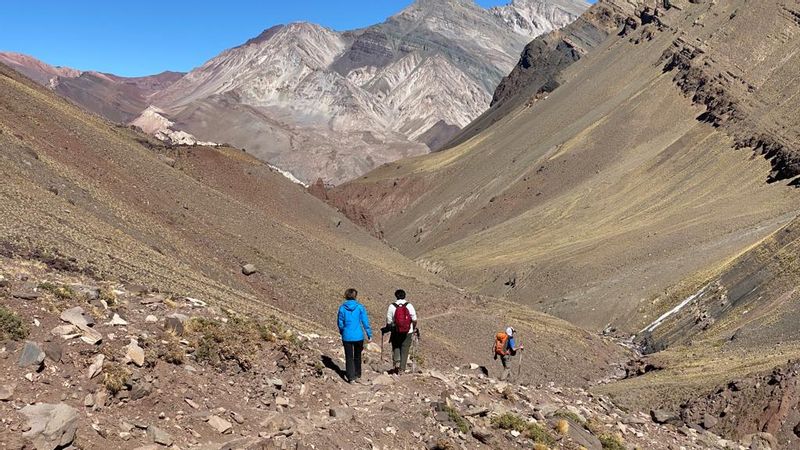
[{"left": 494, "top": 326, "right": 523, "bottom": 381}]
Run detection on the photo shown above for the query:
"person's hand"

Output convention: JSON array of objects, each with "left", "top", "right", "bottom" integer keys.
[{"left": 519, "top": 345, "right": 525, "bottom": 350}]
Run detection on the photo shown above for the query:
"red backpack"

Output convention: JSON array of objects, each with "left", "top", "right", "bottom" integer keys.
[{"left": 393, "top": 302, "right": 412, "bottom": 334}]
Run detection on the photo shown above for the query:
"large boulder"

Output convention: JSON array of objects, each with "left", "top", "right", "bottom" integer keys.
[{"left": 21, "top": 403, "right": 79, "bottom": 450}]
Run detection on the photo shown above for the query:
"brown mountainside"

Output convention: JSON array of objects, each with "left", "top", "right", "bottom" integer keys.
[
  {"left": 0, "top": 61, "right": 623, "bottom": 386},
  {"left": 326, "top": 0, "right": 800, "bottom": 332}
]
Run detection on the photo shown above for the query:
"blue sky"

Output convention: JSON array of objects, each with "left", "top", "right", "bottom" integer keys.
[{"left": 1, "top": 0, "right": 593, "bottom": 77}]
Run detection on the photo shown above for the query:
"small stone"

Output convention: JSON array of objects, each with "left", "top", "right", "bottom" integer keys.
[
  {"left": 145, "top": 315, "right": 158, "bottom": 323},
  {"left": 510, "top": 430, "right": 521, "bottom": 438},
  {"left": 60, "top": 306, "right": 94, "bottom": 329},
  {"left": 80, "top": 327, "right": 103, "bottom": 345},
  {"left": 650, "top": 409, "right": 677, "bottom": 424},
  {"left": 51, "top": 324, "right": 78, "bottom": 338},
  {"left": 231, "top": 411, "right": 245, "bottom": 424},
  {"left": 469, "top": 363, "right": 480, "bottom": 370},
  {"left": 185, "top": 398, "right": 200, "bottom": 409},
  {"left": 372, "top": 374, "right": 395, "bottom": 386},
  {"left": 126, "top": 340, "right": 145, "bottom": 367},
  {"left": 329, "top": 407, "right": 352, "bottom": 420},
  {"left": 207, "top": 415, "right": 233, "bottom": 434},
  {"left": 87, "top": 354, "right": 105, "bottom": 379},
  {"left": 104, "top": 313, "right": 128, "bottom": 326},
  {"left": 18, "top": 341, "right": 46, "bottom": 368},
  {"left": 165, "top": 314, "right": 187, "bottom": 336},
  {"left": 43, "top": 342, "right": 63, "bottom": 363},
  {"left": 94, "top": 390, "right": 108, "bottom": 410},
  {"left": 270, "top": 378, "right": 284, "bottom": 389},
  {"left": 0, "top": 384, "right": 14, "bottom": 401},
  {"left": 12, "top": 289, "right": 40, "bottom": 300},
  {"left": 275, "top": 397, "right": 290, "bottom": 407},
  {"left": 84, "top": 394, "right": 95, "bottom": 407},
  {"left": 146, "top": 425, "right": 173, "bottom": 446},
  {"left": 242, "top": 264, "right": 257, "bottom": 276},
  {"left": 130, "top": 382, "right": 153, "bottom": 401}
]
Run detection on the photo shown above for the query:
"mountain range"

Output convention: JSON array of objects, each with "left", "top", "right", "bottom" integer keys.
[{"left": 0, "top": 0, "right": 588, "bottom": 184}]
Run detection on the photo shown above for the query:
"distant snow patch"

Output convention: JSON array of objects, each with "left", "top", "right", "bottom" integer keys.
[
  {"left": 640, "top": 285, "right": 710, "bottom": 334},
  {"left": 268, "top": 164, "right": 308, "bottom": 187}
]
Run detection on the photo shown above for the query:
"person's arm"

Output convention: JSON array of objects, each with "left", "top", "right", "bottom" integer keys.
[
  {"left": 409, "top": 304, "right": 419, "bottom": 331},
  {"left": 361, "top": 305, "right": 373, "bottom": 341},
  {"left": 386, "top": 304, "right": 394, "bottom": 327},
  {"left": 337, "top": 306, "right": 345, "bottom": 335}
]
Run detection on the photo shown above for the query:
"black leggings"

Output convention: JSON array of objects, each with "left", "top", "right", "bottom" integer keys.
[{"left": 343, "top": 340, "right": 364, "bottom": 382}]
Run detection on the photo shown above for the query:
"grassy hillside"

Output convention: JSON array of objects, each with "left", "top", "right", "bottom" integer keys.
[{"left": 329, "top": 0, "right": 800, "bottom": 332}]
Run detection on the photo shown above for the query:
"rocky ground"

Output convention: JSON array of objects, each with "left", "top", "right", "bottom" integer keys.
[{"left": 0, "top": 255, "right": 759, "bottom": 450}]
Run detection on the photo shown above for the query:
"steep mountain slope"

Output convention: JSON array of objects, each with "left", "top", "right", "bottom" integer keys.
[
  {"left": 146, "top": 0, "right": 587, "bottom": 184},
  {"left": 446, "top": 0, "right": 633, "bottom": 148},
  {"left": 0, "top": 62, "right": 625, "bottom": 386},
  {"left": 0, "top": 51, "right": 183, "bottom": 123},
  {"left": 327, "top": 0, "right": 800, "bottom": 332}
]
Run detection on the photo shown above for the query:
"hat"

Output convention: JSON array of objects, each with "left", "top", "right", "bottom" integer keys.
[{"left": 506, "top": 327, "right": 515, "bottom": 336}]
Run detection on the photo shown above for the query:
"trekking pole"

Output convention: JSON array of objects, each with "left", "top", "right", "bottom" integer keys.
[{"left": 517, "top": 346, "right": 523, "bottom": 379}]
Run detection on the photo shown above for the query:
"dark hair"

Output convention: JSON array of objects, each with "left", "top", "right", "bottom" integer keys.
[
  {"left": 394, "top": 289, "right": 406, "bottom": 300},
  {"left": 344, "top": 288, "right": 358, "bottom": 300}
]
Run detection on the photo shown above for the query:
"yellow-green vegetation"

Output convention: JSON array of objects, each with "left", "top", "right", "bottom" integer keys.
[
  {"left": 443, "top": 405, "right": 470, "bottom": 434},
  {"left": 491, "top": 413, "right": 556, "bottom": 446},
  {"left": 555, "top": 419, "right": 569, "bottom": 435},
  {"left": 554, "top": 410, "right": 586, "bottom": 425},
  {"left": 103, "top": 363, "right": 131, "bottom": 394},
  {"left": 186, "top": 314, "right": 300, "bottom": 372},
  {"left": 599, "top": 433, "right": 625, "bottom": 450},
  {"left": 38, "top": 281, "right": 75, "bottom": 300},
  {"left": 0, "top": 306, "right": 29, "bottom": 341},
  {"left": 160, "top": 336, "right": 185, "bottom": 365},
  {"left": 98, "top": 286, "right": 117, "bottom": 306}
]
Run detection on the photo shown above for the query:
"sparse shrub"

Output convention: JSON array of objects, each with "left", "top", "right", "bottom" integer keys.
[
  {"left": 599, "top": 432, "right": 626, "bottom": 450},
  {"left": 586, "top": 416, "right": 606, "bottom": 436},
  {"left": 556, "top": 419, "right": 569, "bottom": 435},
  {"left": 526, "top": 423, "right": 556, "bottom": 446},
  {"left": 103, "top": 364, "right": 130, "bottom": 394},
  {"left": 313, "top": 361, "right": 324, "bottom": 377},
  {"left": 443, "top": 405, "right": 470, "bottom": 434},
  {"left": 186, "top": 315, "right": 299, "bottom": 372},
  {"left": 410, "top": 349, "right": 425, "bottom": 367},
  {"left": 430, "top": 440, "right": 455, "bottom": 450},
  {"left": 98, "top": 287, "right": 116, "bottom": 306},
  {"left": 555, "top": 410, "right": 586, "bottom": 425},
  {"left": 38, "top": 282, "right": 75, "bottom": 299},
  {"left": 0, "top": 306, "right": 29, "bottom": 341},
  {"left": 492, "top": 413, "right": 529, "bottom": 432},
  {"left": 491, "top": 413, "right": 555, "bottom": 445}
]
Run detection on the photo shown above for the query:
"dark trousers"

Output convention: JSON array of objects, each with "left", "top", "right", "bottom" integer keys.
[
  {"left": 343, "top": 340, "right": 363, "bottom": 382},
  {"left": 390, "top": 332, "right": 413, "bottom": 371}
]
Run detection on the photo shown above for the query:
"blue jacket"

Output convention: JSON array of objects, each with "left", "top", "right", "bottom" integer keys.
[{"left": 338, "top": 299, "right": 372, "bottom": 342}]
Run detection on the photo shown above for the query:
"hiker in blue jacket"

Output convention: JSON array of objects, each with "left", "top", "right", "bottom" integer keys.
[{"left": 337, "top": 288, "right": 373, "bottom": 383}]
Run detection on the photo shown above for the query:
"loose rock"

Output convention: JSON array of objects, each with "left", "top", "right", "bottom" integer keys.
[
  {"left": 21, "top": 403, "right": 79, "bottom": 450},
  {"left": 207, "top": 415, "right": 233, "bottom": 434},
  {"left": 146, "top": 425, "right": 173, "bottom": 446},
  {"left": 18, "top": 341, "right": 46, "bottom": 368},
  {"left": 242, "top": 264, "right": 257, "bottom": 276},
  {"left": 87, "top": 354, "right": 105, "bottom": 379}
]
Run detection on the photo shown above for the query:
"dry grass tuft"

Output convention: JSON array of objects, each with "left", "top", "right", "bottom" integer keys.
[{"left": 0, "top": 306, "right": 29, "bottom": 341}]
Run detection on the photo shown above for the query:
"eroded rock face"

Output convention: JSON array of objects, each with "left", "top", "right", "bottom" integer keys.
[
  {"left": 680, "top": 360, "right": 800, "bottom": 447},
  {"left": 21, "top": 403, "right": 79, "bottom": 450}
]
